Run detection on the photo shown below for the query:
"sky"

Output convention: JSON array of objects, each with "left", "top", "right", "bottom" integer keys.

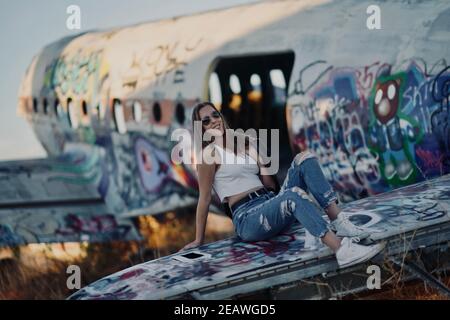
[{"left": 0, "top": 0, "right": 260, "bottom": 161}]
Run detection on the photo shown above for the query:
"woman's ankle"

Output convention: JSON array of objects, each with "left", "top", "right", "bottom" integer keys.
[
  {"left": 325, "top": 203, "right": 341, "bottom": 221},
  {"left": 321, "top": 231, "right": 341, "bottom": 252}
]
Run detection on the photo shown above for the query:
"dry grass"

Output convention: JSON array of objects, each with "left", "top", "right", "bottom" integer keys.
[
  {"left": 0, "top": 241, "right": 140, "bottom": 299},
  {"left": 347, "top": 251, "right": 450, "bottom": 300},
  {"left": 354, "top": 276, "right": 450, "bottom": 300}
]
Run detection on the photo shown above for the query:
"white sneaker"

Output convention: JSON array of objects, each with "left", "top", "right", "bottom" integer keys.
[
  {"left": 304, "top": 229, "right": 323, "bottom": 250},
  {"left": 331, "top": 214, "right": 370, "bottom": 239},
  {"left": 336, "top": 237, "right": 385, "bottom": 268}
]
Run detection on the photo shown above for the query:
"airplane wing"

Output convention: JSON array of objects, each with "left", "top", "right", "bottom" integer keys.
[
  {"left": 68, "top": 174, "right": 450, "bottom": 300},
  {"left": 0, "top": 144, "right": 141, "bottom": 246}
]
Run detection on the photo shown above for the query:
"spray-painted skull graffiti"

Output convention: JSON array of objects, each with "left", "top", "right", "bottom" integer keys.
[{"left": 373, "top": 79, "right": 401, "bottom": 124}]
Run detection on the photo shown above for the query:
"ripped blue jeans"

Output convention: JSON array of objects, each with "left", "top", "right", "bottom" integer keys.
[{"left": 232, "top": 151, "right": 338, "bottom": 241}]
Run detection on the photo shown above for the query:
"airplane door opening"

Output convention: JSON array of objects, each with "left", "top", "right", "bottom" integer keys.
[{"left": 207, "top": 51, "right": 295, "bottom": 180}]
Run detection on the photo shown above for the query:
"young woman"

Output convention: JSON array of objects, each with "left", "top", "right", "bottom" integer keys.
[{"left": 181, "top": 102, "right": 384, "bottom": 268}]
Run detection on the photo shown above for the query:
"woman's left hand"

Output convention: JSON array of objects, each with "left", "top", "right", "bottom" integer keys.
[{"left": 179, "top": 239, "right": 203, "bottom": 252}]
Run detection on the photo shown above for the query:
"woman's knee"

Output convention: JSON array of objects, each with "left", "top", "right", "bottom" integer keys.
[
  {"left": 279, "top": 187, "right": 315, "bottom": 216},
  {"left": 285, "top": 186, "right": 312, "bottom": 202},
  {"left": 293, "top": 150, "right": 317, "bottom": 166}
]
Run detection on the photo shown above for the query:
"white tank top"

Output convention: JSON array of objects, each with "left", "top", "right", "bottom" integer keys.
[{"left": 211, "top": 144, "right": 263, "bottom": 203}]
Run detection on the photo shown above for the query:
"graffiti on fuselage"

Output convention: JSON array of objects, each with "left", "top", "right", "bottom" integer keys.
[
  {"left": 42, "top": 48, "right": 109, "bottom": 104},
  {"left": 34, "top": 43, "right": 200, "bottom": 215},
  {"left": 120, "top": 37, "right": 204, "bottom": 94},
  {"left": 289, "top": 59, "right": 450, "bottom": 201},
  {"left": 97, "top": 129, "right": 198, "bottom": 213}
]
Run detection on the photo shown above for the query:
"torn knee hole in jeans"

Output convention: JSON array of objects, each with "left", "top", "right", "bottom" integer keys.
[
  {"left": 280, "top": 199, "right": 295, "bottom": 219},
  {"left": 291, "top": 186, "right": 313, "bottom": 202}
]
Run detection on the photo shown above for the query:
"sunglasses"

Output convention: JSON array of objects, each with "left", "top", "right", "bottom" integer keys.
[{"left": 201, "top": 111, "right": 221, "bottom": 126}]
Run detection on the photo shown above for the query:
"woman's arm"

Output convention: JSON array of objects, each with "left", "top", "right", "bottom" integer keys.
[
  {"left": 180, "top": 148, "right": 217, "bottom": 251},
  {"left": 259, "top": 166, "right": 280, "bottom": 193},
  {"left": 259, "top": 168, "right": 280, "bottom": 192},
  {"left": 248, "top": 140, "right": 280, "bottom": 193}
]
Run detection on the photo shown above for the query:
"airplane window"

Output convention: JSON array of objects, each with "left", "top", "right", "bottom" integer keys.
[
  {"left": 81, "top": 101, "right": 88, "bottom": 116},
  {"left": 67, "top": 98, "right": 79, "bottom": 129},
  {"left": 96, "top": 102, "right": 106, "bottom": 120},
  {"left": 270, "top": 69, "right": 286, "bottom": 88},
  {"left": 25, "top": 98, "right": 31, "bottom": 112},
  {"left": 54, "top": 99, "right": 63, "bottom": 118},
  {"left": 175, "top": 103, "right": 185, "bottom": 124},
  {"left": 43, "top": 98, "right": 49, "bottom": 115},
  {"left": 229, "top": 74, "right": 241, "bottom": 94},
  {"left": 270, "top": 69, "right": 287, "bottom": 105},
  {"left": 33, "top": 98, "right": 38, "bottom": 113},
  {"left": 153, "top": 102, "right": 162, "bottom": 122},
  {"left": 133, "top": 101, "right": 142, "bottom": 122},
  {"left": 250, "top": 73, "right": 261, "bottom": 88},
  {"left": 249, "top": 73, "right": 262, "bottom": 103},
  {"left": 209, "top": 72, "right": 222, "bottom": 109},
  {"left": 229, "top": 74, "right": 242, "bottom": 112},
  {"left": 113, "top": 99, "right": 127, "bottom": 134},
  {"left": 92, "top": 103, "right": 99, "bottom": 119}
]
